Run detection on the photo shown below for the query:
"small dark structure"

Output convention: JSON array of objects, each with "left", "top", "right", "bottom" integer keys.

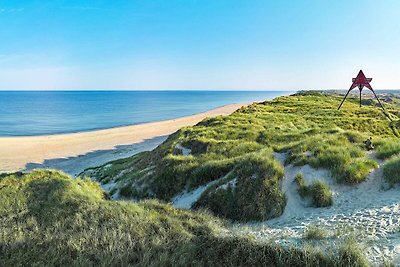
[{"left": 338, "top": 70, "right": 385, "bottom": 110}]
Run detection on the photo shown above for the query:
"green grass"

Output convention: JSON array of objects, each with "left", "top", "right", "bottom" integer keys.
[
  {"left": 287, "top": 132, "right": 378, "bottom": 184},
  {"left": 376, "top": 138, "right": 400, "bottom": 159},
  {"left": 308, "top": 180, "right": 333, "bottom": 207},
  {"left": 383, "top": 155, "right": 400, "bottom": 185},
  {"left": 304, "top": 225, "right": 328, "bottom": 240},
  {"left": 338, "top": 239, "right": 369, "bottom": 267},
  {"left": 193, "top": 149, "right": 286, "bottom": 221},
  {"left": 296, "top": 178, "right": 333, "bottom": 207},
  {"left": 0, "top": 170, "right": 369, "bottom": 266},
  {"left": 82, "top": 92, "right": 398, "bottom": 221},
  {"left": 295, "top": 173, "right": 307, "bottom": 197}
]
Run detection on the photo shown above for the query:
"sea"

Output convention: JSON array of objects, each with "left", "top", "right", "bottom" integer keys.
[{"left": 0, "top": 90, "right": 294, "bottom": 136}]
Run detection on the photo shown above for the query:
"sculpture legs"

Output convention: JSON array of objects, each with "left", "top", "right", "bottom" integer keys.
[
  {"left": 338, "top": 86, "right": 385, "bottom": 111},
  {"left": 338, "top": 87, "right": 353, "bottom": 110},
  {"left": 368, "top": 88, "right": 385, "bottom": 110}
]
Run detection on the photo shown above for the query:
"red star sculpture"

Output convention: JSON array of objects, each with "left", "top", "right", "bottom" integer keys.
[{"left": 338, "top": 70, "right": 384, "bottom": 110}]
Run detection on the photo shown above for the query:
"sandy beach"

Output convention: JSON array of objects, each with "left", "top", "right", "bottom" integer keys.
[{"left": 0, "top": 102, "right": 250, "bottom": 175}]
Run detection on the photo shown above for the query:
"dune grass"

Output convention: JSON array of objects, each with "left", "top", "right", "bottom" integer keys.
[
  {"left": 287, "top": 131, "right": 378, "bottom": 184},
  {"left": 295, "top": 174, "right": 333, "bottom": 207},
  {"left": 376, "top": 138, "right": 400, "bottom": 159},
  {"left": 82, "top": 92, "right": 398, "bottom": 221},
  {"left": 193, "top": 148, "right": 286, "bottom": 221},
  {"left": 383, "top": 155, "right": 400, "bottom": 186},
  {"left": 0, "top": 170, "right": 370, "bottom": 266},
  {"left": 338, "top": 239, "right": 369, "bottom": 267},
  {"left": 307, "top": 180, "right": 333, "bottom": 207},
  {"left": 294, "top": 173, "right": 307, "bottom": 197},
  {"left": 304, "top": 225, "right": 328, "bottom": 240}
]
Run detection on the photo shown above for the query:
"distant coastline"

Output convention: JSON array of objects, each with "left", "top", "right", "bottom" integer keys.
[
  {"left": 0, "top": 90, "right": 294, "bottom": 136},
  {"left": 2, "top": 89, "right": 396, "bottom": 174},
  {"left": 0, "top": 102, "right": 253, "bottom": 174}
]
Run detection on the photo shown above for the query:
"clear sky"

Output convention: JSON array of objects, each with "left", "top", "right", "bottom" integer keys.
[{"left": 1, "top": 0, "right": 400, "bottom": 90}]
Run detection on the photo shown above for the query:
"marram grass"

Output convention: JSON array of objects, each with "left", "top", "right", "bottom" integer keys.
[
  {"left": 82, "top": 91, "right": 399, "bottom": 222},
  {"left": 0, "top": 170, "right": 368, "bottom": 266},
  {"left": 383, "top": 155, "right": 400, "bottom": 186},
  {"left": 295, "top": 174, "right": 333, "bottom": 207}
]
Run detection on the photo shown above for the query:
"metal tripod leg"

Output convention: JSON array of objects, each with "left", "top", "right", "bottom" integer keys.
[
  {"left": 338, "top": 88, "right": 353, "bottom": 110},
  {"left": 369, "top": 87, "right": 385, "bottom": 110}
]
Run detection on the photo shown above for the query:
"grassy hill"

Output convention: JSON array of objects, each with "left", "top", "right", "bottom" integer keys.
[
  {"left": 0, "top": 170, "right": 368, "bottom": 266},
  {"left": 82, "top": 92, "right": 400, "bottom": 222}
]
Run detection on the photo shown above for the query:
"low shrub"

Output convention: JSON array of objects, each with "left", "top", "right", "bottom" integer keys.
[
  {"left": 383, "top": 155, "right": 400, "bottom": 185},
  {"left": 119, "top": 183, "right": 134, "bottom": 197},
  {"left": 295, "top": 173, "right": 305, "bottom": 187},
  {"left": 304, "top": 225, "right": 328, "bottom": 240},
  {"left": 295, "top": 173, "right": 308, "bottom": 197},
  {"left": 296, "top": 179, "right": 333, "bottom": 207},
  {"left": 376, "top": 139, "right": 400, "bottom": 159},
  {"left": 338, "top": 239, "right": 369, "bottom": 267},
  {"left": 288, "top": 134, "right": 377, "bottom": 184},
  {"left": 0, "top": 170, "right": 369, "bottom": 267},
  {"left": 307, "top": 180, "right": 333, "bottom": 207},
  {"left": 342, "top": 158, "right": 378, "bottom": 184},
  {"left": 194, "top": 149, "right": 286, "bottom": 222}
]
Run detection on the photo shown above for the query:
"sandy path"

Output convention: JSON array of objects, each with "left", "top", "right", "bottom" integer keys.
[
  {"left": 0, "top": 102, "right": 250, "bottom": 173},
  {"left": 172, "top": 170, "right": 234, "bottom": 209}
]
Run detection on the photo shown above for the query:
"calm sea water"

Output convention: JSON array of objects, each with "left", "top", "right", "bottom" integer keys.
[{"left": 0, "top": 91, "right": 294, "bottom": 136}]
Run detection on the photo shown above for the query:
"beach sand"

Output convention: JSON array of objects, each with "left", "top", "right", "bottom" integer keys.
[{"left": 0, "top": 102, "right": 250, "bottom": 175}]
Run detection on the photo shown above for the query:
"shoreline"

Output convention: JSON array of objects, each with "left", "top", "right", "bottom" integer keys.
[
  {"left": 0, "top": 101, "right": 260, "bottom": 138},
  {"left": 0, "top": 102, "right": 252, "bottom": 174}
]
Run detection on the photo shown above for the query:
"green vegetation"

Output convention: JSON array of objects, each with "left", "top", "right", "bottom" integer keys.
[
  {"left": 338, "top": 239, "right": 369, "bottom": 267},
  {"left": 376, "top": 138, "right": 400, "bottom": 159},
  {"left": 82, "top": 92, "right": 399, "bottom": 221},
  {"left": 193, "top": 149, "right": 286, "bottom": 221},
  {"left": 307, "top": 180, "right": 333, "bottom": 207},
  {"left": 295, "top": 173, "right": 307, "bottom": 197},
  {"left": 0, "top": 170, "right": 369, "bottom": 266},
  {"left": 287, "top": 131, "right": 378, "bottom": 184},
  {"left": 304, "top": 225, "right": 328, "bottom": 240},
  {"left": 383, "top": 155, "right": 400, "bottom": 185},
  {"left": 295, "top": 174, "right": 333, "bottom": 207},
  {"left": 383, "top": 259, "right": 396, "bottom": 267}
]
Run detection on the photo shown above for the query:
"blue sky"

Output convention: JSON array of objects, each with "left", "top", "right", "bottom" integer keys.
[{"left": 0, "top": 0, "right": 399, "bottom": 90}]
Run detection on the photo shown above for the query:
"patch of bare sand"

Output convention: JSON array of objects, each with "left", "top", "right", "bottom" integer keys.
[{"left": 241, "top": 152, "right": 400, "bottom": 266}]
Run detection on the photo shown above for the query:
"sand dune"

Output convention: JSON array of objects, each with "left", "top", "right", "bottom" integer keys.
[
  {"left": 241, "top": 152, "right": 400, "bottom": 266},
  {"left": 0, "top": 102, "right": 250, "bottom": 173}
]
